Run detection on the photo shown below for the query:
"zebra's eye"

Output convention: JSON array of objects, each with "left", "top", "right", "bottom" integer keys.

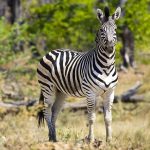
[
  {"left": 100, "top": 29, "right": 104, "bottom": 32},
  {"left": 113, "top": 33, "right": 116, "bottom": 38},
  {"left": 100, "top": 29, "right": 106, "bottom": 36},
  {"left": 113, "top": 37, "right": 117, "bottom": 42},
  {"left": 113, "top": 32, "right": 116, "bottom": 36}
]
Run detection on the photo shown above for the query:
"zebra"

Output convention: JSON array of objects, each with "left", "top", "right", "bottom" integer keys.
[{"left": 37, "top": 7, "right": 121, "bottom": 143}]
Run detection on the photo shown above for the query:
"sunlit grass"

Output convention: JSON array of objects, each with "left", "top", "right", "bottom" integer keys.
[{"left": 0, "top": 102, "right": 150, "bottom": 149}]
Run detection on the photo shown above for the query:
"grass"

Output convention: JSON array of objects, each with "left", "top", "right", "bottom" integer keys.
[
  {"left": 0, "top": 103, "right": 150, "bottom": 150},
  {"left": 0, "top": 53, "right": 150, "bottom": 149}
]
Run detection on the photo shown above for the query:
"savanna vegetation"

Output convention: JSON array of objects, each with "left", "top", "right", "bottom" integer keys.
[{"left": 0, "top": 0, "right": 150, "bottom": 149}]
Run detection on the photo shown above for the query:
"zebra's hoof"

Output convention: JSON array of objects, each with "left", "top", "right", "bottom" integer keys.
[
  {"left": 49, "top": 136, "right": 57, "bottom": 142},
  {"left": 83, "top": 136, "right": 94, "bottom": 144},
  {"left": 106, "top": 137, "right": 112, "bottom": 143},
  {"left": 49, "top": 139, "right": 57, "bottom": 142}
]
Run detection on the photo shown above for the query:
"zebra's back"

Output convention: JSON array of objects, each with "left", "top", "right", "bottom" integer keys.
[{"left": 37, "top": 49, "right": 86, "bottom": 97}]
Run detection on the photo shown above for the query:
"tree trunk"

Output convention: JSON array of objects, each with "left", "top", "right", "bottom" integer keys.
[
  {"left": 120, "top": 26, "right": 135, "bottom": 68},
  {"left": 7, "top": 0, "right": 21, "bottom": 23},
  {"left": 40, "top": 0, "right": 54, "bottom": 5},
  {"left": 0, "top": 0, "right": 21, "bottom": 24},
  {"left": 119, "top": 0, "right": 128, "bottom": 6},
  {"left": 119, "top": 0, "right": 135, "bottom": 69},
  {"left": 0, "top": 0, "right": 7, "bottom": 16}
]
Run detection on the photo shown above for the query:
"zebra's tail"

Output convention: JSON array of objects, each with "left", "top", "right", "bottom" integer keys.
[{"left": 37, "top": 91, "right": 45, "bottom": 127}]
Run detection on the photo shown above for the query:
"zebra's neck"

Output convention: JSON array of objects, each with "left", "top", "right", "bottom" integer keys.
[
  {"left": 92, "top": 45, "right": 116, "bottom": 74},
  {"left": 80, "top": 45, "right": 116, "bottom": 78}
]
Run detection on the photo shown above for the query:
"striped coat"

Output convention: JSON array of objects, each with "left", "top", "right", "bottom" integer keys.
[{"left": 37, "top": 7, "right": 121, "bottom": 142}]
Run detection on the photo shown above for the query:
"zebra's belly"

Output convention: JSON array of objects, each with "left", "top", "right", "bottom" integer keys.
[{"left": 56, "top": 84, "right": 86, "bottom": 98}]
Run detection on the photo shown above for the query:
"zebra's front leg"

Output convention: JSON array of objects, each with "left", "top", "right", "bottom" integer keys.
[
  {"left": 103, "top": 88, "right": 115, "bottom": 142},
  {"left": 86, "top": 96, "right": 96, "bottom": 143}
]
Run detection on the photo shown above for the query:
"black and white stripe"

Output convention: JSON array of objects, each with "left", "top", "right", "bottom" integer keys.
[
  {"left": 37, "top": 6, "right": 121, "bottom": 142},
  {"left": 37, "top": 47, "right": 118, "bottom": 96}
]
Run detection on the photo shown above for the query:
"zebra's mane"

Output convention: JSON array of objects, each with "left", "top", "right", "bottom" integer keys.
[{"left": 104, "top": 7, "right": 110, "bottom": 21}]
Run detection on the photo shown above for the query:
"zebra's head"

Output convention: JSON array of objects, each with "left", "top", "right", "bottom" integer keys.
[{"left": 96, "top": 7, "right": 121, "bottom": 53}]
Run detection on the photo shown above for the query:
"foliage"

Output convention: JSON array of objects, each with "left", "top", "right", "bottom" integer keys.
[
  {"left": 20, "top": 0, "right": 150, "bottom": 52},
  {"left": 0, "top": 0, "right": 150, "bottom": 65},
  {"left": 27, "top": 0, "right": 98, "bottom": 51},
  {"left": 122, "top": 0, "right": 150, "bottom": 51},
  {"left": 0, "top": 18, "right": 13, "bottom": 64},
  {"left": 0, "top": 18, "right": 34, "bottom": 64}
]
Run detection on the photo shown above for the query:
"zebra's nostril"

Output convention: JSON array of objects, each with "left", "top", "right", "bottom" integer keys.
[
  {"left": 107, "top": 47, "right": 114, "bottom": 53},
  {"left": 108, "top": 41, "right": 114, "bottom": 47}
]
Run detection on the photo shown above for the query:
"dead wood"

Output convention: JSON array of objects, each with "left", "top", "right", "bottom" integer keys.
[
  {"left": 0, "top": 82, "right": 146, "bottom": 114},
  {"left": 1, "top": 81, "right": 24, "bottom": 100},
  {"left": 0, "top": 99, "right": 37, "bottom": 108},
  {"left": 114, "top": 82, "right": 144, "bottom": 103}
]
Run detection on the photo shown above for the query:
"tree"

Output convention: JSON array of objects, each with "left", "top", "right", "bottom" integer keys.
[
  {"left": 119, "top": 0, "right": 135, "bottom": 68},
  {"left": 119, "top": 0, "right": 150, "bottom": 68},
  {"left": 27, "top": 0, "right": 97, "bottom": 52}
]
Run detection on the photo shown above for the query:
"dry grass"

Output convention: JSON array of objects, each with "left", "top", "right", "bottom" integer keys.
[
  {"left": 116, "top": 65, "right": 150, "bottom": 95},
  {"left": 0, "top": 62, "right": 150, "bottom": 149},
  {"left": 0, "top": 103, "right": 150, "bottom": 150}
]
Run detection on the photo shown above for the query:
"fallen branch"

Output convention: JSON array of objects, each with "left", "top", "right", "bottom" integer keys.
[
  {"left": 121, "top": 81, "right": 142, "bottom": 101},
  {"left": 0, "top": 82, "right": 146, "bottom": 112},
  {"left": 0, "top": 99, "right": 37, "bottom": 108},
  {"left": 2, "top": 94, "right": 24, "bottom": 101},
  {"left": 114, "top": 81, "right": 143, "bottom": 103}
]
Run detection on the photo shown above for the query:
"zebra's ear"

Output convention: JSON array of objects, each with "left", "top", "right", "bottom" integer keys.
[
  {"left": 112, "top": 7, "right": 121, "bottom": 20},
  {"left": 97, "top": 8, "right": 104, "bottom": 22}
]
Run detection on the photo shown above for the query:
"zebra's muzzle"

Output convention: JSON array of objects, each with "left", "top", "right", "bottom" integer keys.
[{"left": 106, "top": 46, "right": 114, "bottom": 54}]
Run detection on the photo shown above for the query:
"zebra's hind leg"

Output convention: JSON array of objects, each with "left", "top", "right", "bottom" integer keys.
[
  {"left": 51, "top": 90, "right": 66, "bottom": 141},
  {"left": 42, "top": 92, "right": 57, "bottom": 142}
]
